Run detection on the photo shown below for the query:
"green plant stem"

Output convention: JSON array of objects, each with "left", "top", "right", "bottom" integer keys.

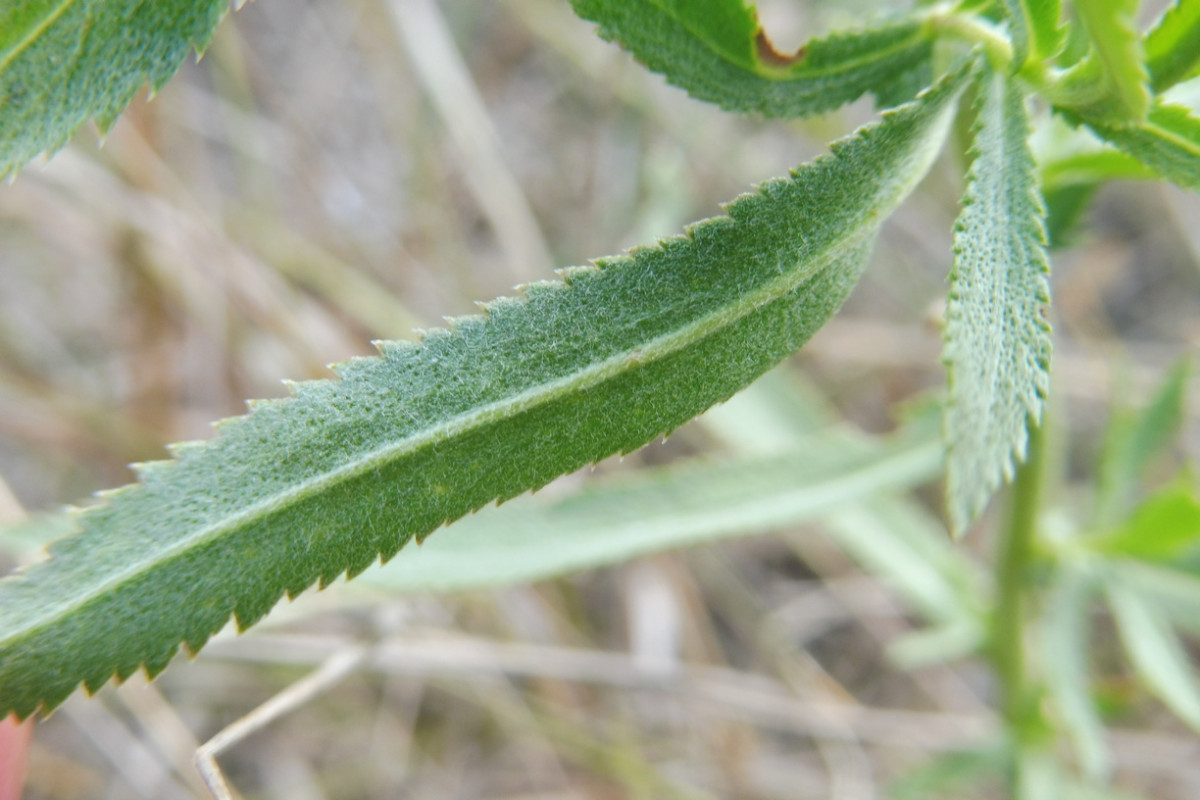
[{"left": 991, "top": 419, "right": 1047, "bottom": 788}]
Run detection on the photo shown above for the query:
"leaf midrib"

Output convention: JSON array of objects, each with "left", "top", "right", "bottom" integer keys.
[
  {"left": 0, "top": 0, "right": 79, "bottom": 72},
  {"left": 5, "top": 219, "right": 888, "bottom": 644}
]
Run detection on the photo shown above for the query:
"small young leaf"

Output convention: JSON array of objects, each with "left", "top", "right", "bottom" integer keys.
[
  {"left": 943, "top": 68, "right": 1052, "bottom": 533},
  {"left": 1144, "top": 0, "right": 1200, "bottom": 93},
  {"left": 1070, "top": 103, "right": 1200, "bottom": 191},
  {"left": 1107, "top": 582, "right": 1200, "bottom": 731},
  {"left": 0, "top": 0, "right": 229, "bottom": 178},
  {"left": 569, "top": 0, "right": 935, "bottom": 117},
  {"left": 0, "top": 71, "right": 969, "bottom": 719}
]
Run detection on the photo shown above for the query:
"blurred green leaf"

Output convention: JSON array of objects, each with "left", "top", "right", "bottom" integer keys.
[
  {"left": 1144, "top": 0, "right": 1200, "bottom": 93},
  {"left": 889, "top": 746, "right": 1007, "bottom": 800},
  {"left": 1043, "top": 569, "right": 1108, "bottom": 780},
  {"left": 1098, "top": 483, "right": 1200, "bottom": 562},
  {"left": 1096, "top": 360, "right": 1190, "bottom": 522},
  {"left": 358, "top": 425, "right": 942, "bottom": 594},
  {"left": 1110, "top": 560, "right": 1200, "bottom": 636},
  {"left": 1107, "top": 582, "right": 1200, "bottom": 731},
  {"left": 703, "top": 371, "right": 984, "bottom": 637}
]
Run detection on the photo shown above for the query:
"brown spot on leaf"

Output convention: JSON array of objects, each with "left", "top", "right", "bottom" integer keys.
[{"left": 755, "top": 29, "right": 806, "bottom": 67}]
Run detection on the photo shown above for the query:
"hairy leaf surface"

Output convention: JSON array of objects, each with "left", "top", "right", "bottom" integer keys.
[
  {"left": 569, "top": 0, "right": 935, "bottom": 118},
  {"left": 1144, "top": 0, "right": 1200, "bottom": 92},
  {"left": 1070, "top": 103, "right": 1200, "bottom": 191},
  {"left": 0, "top": 0, "right": 228, "bottom": 178},
  {"left": 944, "top": 68, "right": 1052, "bottom": 533},
  {"left": 0, "top": 72, "right": 967, "bottom": 719}
]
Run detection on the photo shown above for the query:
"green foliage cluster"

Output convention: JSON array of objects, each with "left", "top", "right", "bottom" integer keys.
[{"left": 1, "top": 0, "right": 1198, "bottom": 797}]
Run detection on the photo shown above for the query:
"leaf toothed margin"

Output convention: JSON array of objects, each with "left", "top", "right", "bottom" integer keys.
[
  {"left": 943, "top": 67, "right": 1052, "bottom": 534},
  {"left": 0, "top": 67, "right": 970, "bottom": 719},
  {"left": 0, "top": 0, "right": 232, "bottom": 178}
]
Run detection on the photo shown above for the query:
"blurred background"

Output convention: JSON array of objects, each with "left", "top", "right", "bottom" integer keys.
[{"left": 1, "top": 0, "right": 1199, "bottom": 797}]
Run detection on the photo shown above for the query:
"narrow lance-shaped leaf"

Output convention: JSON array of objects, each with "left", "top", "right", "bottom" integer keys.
[
  {"left": 568, "top": 0, "right": 935, "bottom": 118},
  {"left": 1066, "top": 103, "right": 1200, "bottom": 192},
  {"left": 358, "top": 417, "right": 943, "bottom": 594},
  {"left": 1095, "top": 359, "right": 1190, "bottom": 523},
  {"left": 1055, "top": 0, "right": 1149, "bottom": 123},
  {"left": 1144, "top": 0, "right": 1200, "bottom": 93},
  {"left": 1108, "top": 581, "right": 1200, "bottom": 731},
  {"left": 1044, "top": 570, "right": 1109, "bottom": 781},
  {"left": 943, "top": 67, "right": 1052, "bottom": 533},
  {"left": 0, "top": 0, "right": 229, "bottom": 178},
  {"left": 0, "top": 70, "right": 969, "bottom": 719}
]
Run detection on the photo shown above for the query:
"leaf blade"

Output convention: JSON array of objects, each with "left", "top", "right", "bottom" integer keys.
[
  {"left": 1144, "top": 0, "right": 1200, "bottom": 93},
  {"left": 1107, "top": 581, "right": 1200, "bottom": 731},
  {"left": 1069, "top": 102, "right": 1200, "bottom": 191},
  {"left": 0, "top": 0, "right": 229, "bottom": 177},
  {"left": 1068, "top": 0, "right": 1150, "bottom": 121},
  {"left": 943, "top": 68, "right": 1053, "bottom": 533},
  {"left": 0, "top": 72, "right": 968, "bottom": 719},
  {"left": 358, "top": 418, "right": 943, "bottom": 594},
  {"left": 569, "top": 0, "right": 935, "bottom": 117}
]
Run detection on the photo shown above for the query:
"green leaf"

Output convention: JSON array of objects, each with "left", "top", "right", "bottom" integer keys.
[
  {"left": 1098, "top": 483, "right": 1200, "bottom": 563},
  {"left": 0, "top": 0, "right": 229, "bottom": 178},
  {"left": 1002, "top": 0, "right": 1063, "bottom": 67},
  {"left": 1070, "top": 102, "right": 1200, "bottom": 191},
  {"left": 1107, "top": 581, "right": 1200, "bottom": 731},
  {"left": 943, "top": 68, "right": 1052, "bottom": 533},
  {"left": 358, "top": 423, "right": 943, "bottom": 594},
  {"left": 1095, "top": 359, "right": 1190, "bottom": 521},
  {"left": 0, "top": 72, "right": 968, "bottom": 719},
  {"left": 1044, "top": 570, "right": 1108, "bottom": 780},
  {"left": 1057, "top": 0, "right": 1149, "bottom": 121},
  {"left": 1144, "top": 0, "right": 1200, "bottom": 93},
  {"left": 1001, "top": 0, "right": 1034, "bottom": 70},
  {"left": 1037, "top": 126, "right": 1157, "bottom": 247},
  {"left": 569, "top": 0, "right": 935, "bottom": 117},
  {"left": 701, "top": 371, "right": 984, "bottom": 629}
]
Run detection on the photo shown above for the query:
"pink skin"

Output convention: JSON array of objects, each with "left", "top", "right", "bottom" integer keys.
[{"left": 0, "top": 715, "right": 32, "bottom": 800}]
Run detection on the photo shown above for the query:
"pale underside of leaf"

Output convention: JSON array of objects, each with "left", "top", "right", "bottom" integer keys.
[
  {"left": 943, "top": 68, "right": 1052, "bottom": 533},
  {"left": 0, "top": 70, "right": 967, "bottom": 719},
  {"left": 569, "top": 0, "right": 935, "bottom": 118},
  {"left": 0, "top": 0, "right": 228, "bottom": 178}
]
